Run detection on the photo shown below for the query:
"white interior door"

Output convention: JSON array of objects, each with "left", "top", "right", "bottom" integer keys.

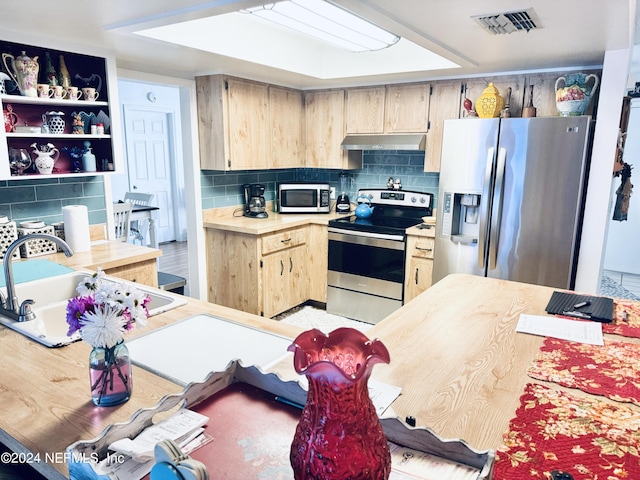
[{"left": 123, "top": 106, "right": 176, "bottom": 244}]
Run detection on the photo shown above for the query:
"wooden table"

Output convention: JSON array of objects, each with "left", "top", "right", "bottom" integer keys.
[{"left": 0, "top": 273, "right": 631, "bottom": 478}]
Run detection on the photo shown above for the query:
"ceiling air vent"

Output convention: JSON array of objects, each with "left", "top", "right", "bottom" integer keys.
[{"left": 472, "top": 8, "right": 542, "bottom": 35}]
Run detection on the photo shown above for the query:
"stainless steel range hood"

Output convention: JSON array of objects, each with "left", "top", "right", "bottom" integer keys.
[{"left": 341, "top": 134, "right": 426, "bottom": 151}]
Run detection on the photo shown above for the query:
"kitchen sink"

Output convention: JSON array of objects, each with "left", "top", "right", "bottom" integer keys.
[{"left": 0, "top": 270, "right": 187, "bottom": 347}]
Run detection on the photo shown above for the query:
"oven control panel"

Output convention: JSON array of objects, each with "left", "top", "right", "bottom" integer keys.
[{"left": 359, "top": 189, "right": 433, "bottom": 208}]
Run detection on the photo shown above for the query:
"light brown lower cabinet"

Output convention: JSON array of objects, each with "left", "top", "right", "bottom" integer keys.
[
  {"left": 104, "top": 260, "right": 158, "bottom": 288},
  {"left": 404, "top": 234, "right": 435, "bottom": 302},
  {"left": 207, "top": 225, "right": 323, "bottom": 318}
]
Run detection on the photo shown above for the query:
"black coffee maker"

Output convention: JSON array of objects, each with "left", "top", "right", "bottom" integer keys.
[{"left": 243, "top": 184, "right": 268, "bottom": 218}]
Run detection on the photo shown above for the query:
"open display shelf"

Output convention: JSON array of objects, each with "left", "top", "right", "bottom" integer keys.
[{"left": 1, "top": 38, "right": 118, "bottom": 179}]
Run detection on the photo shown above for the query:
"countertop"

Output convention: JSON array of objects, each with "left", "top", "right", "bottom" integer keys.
[
  {"left": 27, "top": 240, "right": 162, "bottom": 270},
  {"left": 2, "top": 271, "right": 632, "bottom": 478},
  {"left": 203, "top": 209, "right": 346, "bottom": 235}
]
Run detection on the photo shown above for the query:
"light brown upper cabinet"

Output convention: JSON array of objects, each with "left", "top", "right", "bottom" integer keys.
[
  {"left": 424, "top": 81, "right": 463, "bottom": 172},
  {"left": 270, "top": 86, "right": 304, "bottom": 169},
  {"left": 196, "top": 75, "right": 270, "bottom": 170},
  {"left": 346, "top": 86, "right": 386, "bottom": 134},
  {"left": 305, "top": 89, "right": 361, "bottom": 170},
  {"left": 385, "top": 83, "right": 431, "bottom": 133}
]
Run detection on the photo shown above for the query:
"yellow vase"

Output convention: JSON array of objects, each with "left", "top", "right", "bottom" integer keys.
[{"left": 476, "top": 83, "right": 504, "bottom": 118}]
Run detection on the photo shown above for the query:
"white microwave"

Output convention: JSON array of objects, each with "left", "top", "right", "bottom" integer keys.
[{"left": 277, "top": 182, "right": 331, "bottom": 213}]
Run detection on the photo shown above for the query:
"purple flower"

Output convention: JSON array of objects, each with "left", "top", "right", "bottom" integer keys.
[{"left": 66, "top": 295, "right": 94, "bottom": 336}]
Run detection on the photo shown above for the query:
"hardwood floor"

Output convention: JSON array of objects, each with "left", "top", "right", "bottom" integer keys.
[{"left": 158, "top": 241, "right": 189, "bottom": 295}]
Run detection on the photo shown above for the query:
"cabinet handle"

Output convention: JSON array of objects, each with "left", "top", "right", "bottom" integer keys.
[
  {"left": 280, "top": 260, "right": 284, "bottom": 275},
  {"left": 416, "top": 246, "right": 433, "bottom": 252},
  {"left": 415, "top": 268, "right": 419, "bottom": 285},
  {"left": 289, "top": 257, "right": 293, "bottom": 273},
  {"left": 281, "top": 238, "right": 291, "bottom": 244}
]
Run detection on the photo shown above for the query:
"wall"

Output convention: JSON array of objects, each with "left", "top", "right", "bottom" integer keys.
[
  {"left": 201, "top": 151, "right": 439, "bottom": 211},
  {"left": 0, "top": 176, "right": 106, "bottom": 225}
]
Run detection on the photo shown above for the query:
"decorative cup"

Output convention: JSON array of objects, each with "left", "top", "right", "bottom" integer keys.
[
  {"left": 51, "top": 85, "right": 67, "bottom": 100},
  {"left": 66, "top": 86, "right": 83, "bottom": 101},
  {"left": 37, "top": 84, "right": 53, "bottom": 99},
  {"left": 82, "top": 87, "right": 99, "bottom": 101}
]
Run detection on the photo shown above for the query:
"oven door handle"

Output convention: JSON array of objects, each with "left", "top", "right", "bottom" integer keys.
[{"left": 328, "top": 229, "right": 405, "bottom": 250}]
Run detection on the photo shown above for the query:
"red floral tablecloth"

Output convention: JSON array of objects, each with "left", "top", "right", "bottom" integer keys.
[
  {"left": 527, "top": 337, "right": 640, "bottom": 405},
  {"left": 494, "top": 383, "right": 640, "bottom": 479},
  {"left": 604, "top": 298, "right": 640, "bottom": 338}
]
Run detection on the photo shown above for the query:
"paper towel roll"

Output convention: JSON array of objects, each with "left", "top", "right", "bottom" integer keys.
[{"left": 62, "top": 205, "right": 91, "bottom": 252}]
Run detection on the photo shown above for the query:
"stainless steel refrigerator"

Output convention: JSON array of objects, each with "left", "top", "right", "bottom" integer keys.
[{"left": 432, "top": 116, "right": 592, "bottom": 289}]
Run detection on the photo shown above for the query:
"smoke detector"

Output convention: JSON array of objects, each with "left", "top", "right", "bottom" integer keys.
[{"left": 472, "top": 8, "right": 542, "bottom": 35}]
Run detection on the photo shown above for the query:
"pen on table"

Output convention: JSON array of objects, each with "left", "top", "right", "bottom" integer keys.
[
  {"left": 573, "top": 300, "right": 591, "bottom": 309},
  {"left": 274, "top": 396, "right": 305, "bottom": 409}
]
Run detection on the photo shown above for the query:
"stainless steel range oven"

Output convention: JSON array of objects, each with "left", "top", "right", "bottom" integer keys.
[{"left": 327, "top": 189, "right": 433, "bottom": 324}]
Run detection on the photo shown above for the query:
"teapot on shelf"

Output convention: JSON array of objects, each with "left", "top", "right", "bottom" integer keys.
[
  {"left": 354, "top": 195, "right": 375, "bottom": 219},
  {"left": 2, "top": 51, "right": 39, "bottom": 97},
  {"left": 30, "top": 142, "right": 59, "bottom": 175}
]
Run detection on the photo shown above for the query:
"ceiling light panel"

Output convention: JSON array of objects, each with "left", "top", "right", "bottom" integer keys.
[{"left": 244, "top": 0, "right": 399, "bottom": 52}]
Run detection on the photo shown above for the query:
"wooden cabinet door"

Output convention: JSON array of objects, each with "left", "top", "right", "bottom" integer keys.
[
  {"left": 346, "top": 87, "right": 385, "bottom": 134},
  {"left": 262, "top": 245, "right": 307, "bottom": 318},
  {"left": 385, "top": 83, "right": 430, "bottom": 133},
  {"left": 206, "top": 229, "right": 260, "bottom": 315},
  {"left": 270, "top": 86, "right": 304, "bottom": 168},
  {"left": 307, "top": 224, "right": 328, "bottom": 303},
  {"left": 425, "top": 81, "right": 462, "bottom": 172},
  {"left": 404, "top": 256, "right": 433, "bottom": 302},
  {"left": 227, "top": 78, "right": 270, "bottom": 170},
  {"left": 404, "top": 235, "right": 434, "bottom": 302},
  {"left": 304, "top": 90, "right": 348, "bottom": 169}
]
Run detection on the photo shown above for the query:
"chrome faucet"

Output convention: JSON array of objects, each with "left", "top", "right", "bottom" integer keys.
[{"left": 1, "top": 234, "right": 73, "bottom": 322}]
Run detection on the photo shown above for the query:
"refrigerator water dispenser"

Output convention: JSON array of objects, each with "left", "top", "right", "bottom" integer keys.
[{"left": 441, "top": 192, "right": 480, "bottom": 244}]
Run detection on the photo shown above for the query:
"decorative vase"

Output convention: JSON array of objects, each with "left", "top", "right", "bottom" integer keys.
[
  {"left": 45, "top": 52, "right": 58, "bottom": 86},
  {"left": 58, "top": 54, "right": 71, "bottom": 89},
  {"left": 82, "top": 141, "right": 97, "bottom": 172},
  {"left": 288, "top": 327, "right": 391, "bottom": 480},
  {"left": 555, "top": 73, "right": 599, "bottom": 116},
  {"left": 30, "top": 142, "right": 59, "bottom": 175},
  {"left": 475, "top": 82, "right": 504, "bottom": 118},
  {"left": 89, "top": 340, "right": 132, "bottom": 407}
]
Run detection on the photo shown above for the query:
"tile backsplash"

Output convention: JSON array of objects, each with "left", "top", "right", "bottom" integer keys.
[
  {"left": 0, "top": 176, "right": 106, "bottom": 225},
  {"left": 201, "top": 151, "right": 440, "bottom": 211}
]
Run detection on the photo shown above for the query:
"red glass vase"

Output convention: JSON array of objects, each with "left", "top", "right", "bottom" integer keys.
[{"left": 288, "top": 327, "right": 391, "bottom": 480}]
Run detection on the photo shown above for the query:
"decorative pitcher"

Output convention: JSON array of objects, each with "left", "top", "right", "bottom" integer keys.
[
  {"left": 0, "top": 72, "right": 11, "bottom": 95},
  {"left": 42, "top": 111, "right": 65, "bottom": 134},
  {"left": 30, "top": 142, "right": 59, "bottom": 175},
  {"left": 2, "top": 51, "right": 39, "bottom": 97},
  {"left": 288, "top": 328, "right": 391, "bottom": 480},
  {"left": 4, "top": 104, "right": 17, "bottom": 133}
]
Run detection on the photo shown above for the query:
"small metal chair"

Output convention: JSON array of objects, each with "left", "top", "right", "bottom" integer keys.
[{"left": 112, "top": 202, "right": 133, "bottom": 242}]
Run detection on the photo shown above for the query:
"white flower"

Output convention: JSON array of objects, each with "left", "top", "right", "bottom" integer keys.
[
  {"left": 68, "top": 267, "right": 151, "bottom": 348},
  {"left": 76, "top": 268, "right": 106, "bottom": 296},
  {"left": 80, "top": 304, "right": 129, "bottom": 348}
]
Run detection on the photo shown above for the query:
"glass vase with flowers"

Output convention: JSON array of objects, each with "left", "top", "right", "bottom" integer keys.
[{"left": 66, "top": 268, "right": 151, "bottom": 406}]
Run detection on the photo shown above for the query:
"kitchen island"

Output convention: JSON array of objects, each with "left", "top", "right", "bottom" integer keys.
[{"left": 0, "top": 272, "right": 632, "bottom": 478}]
